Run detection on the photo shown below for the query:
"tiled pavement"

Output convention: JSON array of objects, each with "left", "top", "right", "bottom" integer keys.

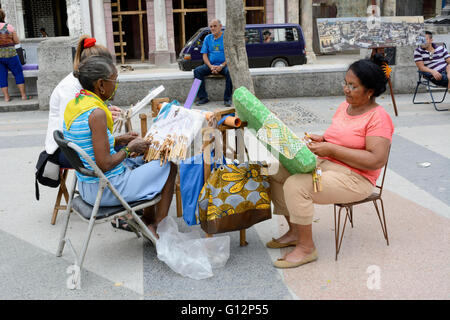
[{"left": 0, "top": 92, "right": 449, "bottom": 300}]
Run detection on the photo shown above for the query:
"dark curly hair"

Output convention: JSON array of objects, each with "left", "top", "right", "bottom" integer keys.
[{"left": 348, "top": 53, "right": 389, "bottom": 98}]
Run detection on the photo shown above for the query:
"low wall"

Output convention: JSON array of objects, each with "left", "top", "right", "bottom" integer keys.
[
  {"left": 34, "top": 38, "right": 423, "bottom": 109},
  {"left": 113, "top": 63, "right": 419, "bottom": 107}
]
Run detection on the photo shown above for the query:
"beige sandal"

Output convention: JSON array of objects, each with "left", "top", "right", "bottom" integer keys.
[
  {"left": 266, "top": 237, "right": 297, "bottom": 249},
  {"left": 273, "top": 249, "right": 318, "bottom": 269}
]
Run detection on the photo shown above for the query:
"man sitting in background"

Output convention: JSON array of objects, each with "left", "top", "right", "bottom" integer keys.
[
  {"left": 414, "top": 31, "right": 450, "bottom": 89},
  {"left": 193, "top": 18, "right": 233, "bottom": 107}
]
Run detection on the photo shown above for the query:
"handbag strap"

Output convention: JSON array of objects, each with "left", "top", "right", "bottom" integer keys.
[{"left": 235, "top": 127, "right": 250, "bottom": 162}]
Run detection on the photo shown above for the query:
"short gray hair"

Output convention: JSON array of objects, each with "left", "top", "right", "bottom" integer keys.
[
  {"left": 209, "top": 18, "right": 222, "bottom": 25},
  {"left": 74, "top": 55, "right": 116, "bottom": 92}
]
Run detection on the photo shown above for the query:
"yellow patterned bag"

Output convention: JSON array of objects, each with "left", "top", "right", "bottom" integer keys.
[{"left": 198, "top": 161, "right": 271, "bottom": 234}]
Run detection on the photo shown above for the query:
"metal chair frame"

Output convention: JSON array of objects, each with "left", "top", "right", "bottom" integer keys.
[
  {"left": 412, "top": 70, "right": 448, "bottom": 111},
  {"left": 53, "top": 130, "right": 160, "bottom": 289},
  {"left": 333, "top": 149, "right": 391, "bottom": 261}
]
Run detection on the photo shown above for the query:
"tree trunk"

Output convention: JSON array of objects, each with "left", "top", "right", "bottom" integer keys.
[{"left": 224, "top": 0, "right": 255, "bottom": 94}]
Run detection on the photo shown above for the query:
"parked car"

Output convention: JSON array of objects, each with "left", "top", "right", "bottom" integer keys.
[{"left": 177, "top": 23, "right": 307, "bottom": 71}]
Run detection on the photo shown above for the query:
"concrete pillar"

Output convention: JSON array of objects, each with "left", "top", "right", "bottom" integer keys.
[
  {"left": 37, "top": 37, "right": 78, "bottom": 109},
  {"left": 215, "top": 0, "right": 227, "bottom": 26},
  {"left": 336, "top": 0, "right": 366, "bottom": 17},
  {"left": 382, "top": 0, "right": 396, "bottom": 16},
  {"left": 436, "top": 0, "right": 443, "bottom": 16},
  {"left": 274, "top": 0, "right": 285, "bottom": 23},
  {"left": 148, "top": 0, "right": 171, "bottom": 66},
  {"left": 91, "top": 0, "right": 108, "bottom": 46},
  {"left": 103, "top": 0, "right": 116, "bottom": 61},
  {"left": 287, "top": 0, "right": 299, "bottom": 24},
  {"left": 66, "top": 0, "right": 92, "bottom": 37},
  {"left": 301, "top": 0, "right": 316, "bottom": 63}
]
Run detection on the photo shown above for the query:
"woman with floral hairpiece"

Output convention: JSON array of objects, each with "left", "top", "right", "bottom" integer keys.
[
  {"left": 268, "top": 53, "right": 394, "bottom": 269},
  {"left": 44, "top": 35, "right": 122, "bottom": 169}
]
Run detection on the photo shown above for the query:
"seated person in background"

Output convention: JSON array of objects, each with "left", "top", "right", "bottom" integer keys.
[
  {"left": 45, "top": 35, "right": 122, "bottom": 169},
  {"left": 414, "top": 31, "right": 450, "bottom": 89},
  {"left": 268, "top": 54, "right": 393, "bottom": 269},
  {"left": 263, "top": 30, "right": 272, "bottom": 43},
  {"left": 193, "top": 18, "right": 233, "bottom": 107},
  {"left": 39, "top": 28, "right": 48, "bottom": 37},
  {"left": 63, "top": 55, "right": 177, "bottom": 240}
]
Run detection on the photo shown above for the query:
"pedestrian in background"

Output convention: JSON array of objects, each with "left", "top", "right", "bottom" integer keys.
[{"left": 0, "top": 9, "right": 28, "bottom": 102}]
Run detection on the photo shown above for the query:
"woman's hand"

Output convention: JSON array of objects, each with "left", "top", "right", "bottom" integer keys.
[
  {"left": 115, "top": 132, "right": 139, "bottom": 146},
  {"left": 108, "top": 105, "right": 122, "bottom": 120},
  {"left": 308, "top": 134, "right": 324, "bottom": 143},
  {"left": 127, "top": 137, "right": 150, "bottom": 154},
  {"left": 307, "top": 141, "right": 334, "bottom": 157}
]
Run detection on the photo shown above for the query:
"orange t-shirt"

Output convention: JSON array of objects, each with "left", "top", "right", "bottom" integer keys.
[{"left": 321, "top": 102, "right": 394, "bottom": 185}]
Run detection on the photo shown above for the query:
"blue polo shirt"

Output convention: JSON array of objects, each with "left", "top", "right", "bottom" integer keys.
[{"left": 201, "top": 33, "right": 225, "bottom": 65}]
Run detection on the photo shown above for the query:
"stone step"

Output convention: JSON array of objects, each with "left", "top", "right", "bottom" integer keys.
[{"left": 0, "top": 97, "right": 39, "bottom": 112}]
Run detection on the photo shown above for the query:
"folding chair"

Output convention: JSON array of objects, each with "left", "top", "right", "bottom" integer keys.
[
  {"left": 333, "top": 148, "right": 391, "bottom": 261},
  {"left": 412, "top": 70, "right": 448, "bottom": 111},
  {"left": 53, "top": 130, "right": 161, "bottom": 289}
]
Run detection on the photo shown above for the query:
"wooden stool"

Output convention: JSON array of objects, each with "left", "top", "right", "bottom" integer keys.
[{"left": 51, "top": 168, "right": 70, "bottom": 225}]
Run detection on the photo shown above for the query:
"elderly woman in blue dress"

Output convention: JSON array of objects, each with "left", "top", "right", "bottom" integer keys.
[{"left": 63, "top": 55, "right": 177, "bottom": 239}]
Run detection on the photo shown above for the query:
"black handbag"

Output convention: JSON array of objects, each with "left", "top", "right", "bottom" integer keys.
[
  {"left": 16, "top": 47, "right": 26, "bottom": 65},
  {"left": 35, "top": 149, "right": 61, "bottom": 200}
]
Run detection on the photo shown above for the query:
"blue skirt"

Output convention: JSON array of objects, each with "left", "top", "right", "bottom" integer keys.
[{"left": 78, "top": 157, "right": 171, "bottom": 207}]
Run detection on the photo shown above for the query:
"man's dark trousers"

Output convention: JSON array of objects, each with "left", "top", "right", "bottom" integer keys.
[
  {"left": 422, "top": 70, "right": 449, "bottom": 87},
  {"left": 193, "top": 64, "right": 233, "bottom": 101}
]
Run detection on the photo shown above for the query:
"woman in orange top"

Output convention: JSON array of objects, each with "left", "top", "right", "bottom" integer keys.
[{"left": 268, "top": 54, "right": 394, "bottom": 268}]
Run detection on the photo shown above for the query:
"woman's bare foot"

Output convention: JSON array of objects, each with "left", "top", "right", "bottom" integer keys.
[{"left": 4, "top": 95, "right": 11, "bottom": 102}]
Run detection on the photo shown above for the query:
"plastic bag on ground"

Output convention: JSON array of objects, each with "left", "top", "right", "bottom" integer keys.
[{"left": 155, "top": 216, "right": 230, "bottom": 280}]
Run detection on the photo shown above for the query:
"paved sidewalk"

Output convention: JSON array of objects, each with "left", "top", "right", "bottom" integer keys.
[{"left": 0, "top": 91, "right": 449, "bottom": 300}]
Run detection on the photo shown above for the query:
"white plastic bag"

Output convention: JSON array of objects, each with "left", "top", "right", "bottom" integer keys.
[{"left": 155, "top": 216, "right": 230, "bottom": 280}]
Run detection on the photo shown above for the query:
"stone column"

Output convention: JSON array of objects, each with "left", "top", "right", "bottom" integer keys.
[
  {"left": 91, "top": 0, "right": 108, "bottom": 46},
  {"left": 37, "top": 37, "right": 78, "bottom": 109},
  {"left": 301, "top": 0, "right": 316, "bottom": 63},
  {"left": 436, "top": 0, "right": 443, "bottom": 16},
  {"left": 215, "top": 0, "right": 226, "bottom": 26},
  {"left": 103, "top": 0, "right": 116, "bottom": 61},
  {"left": 382, "top": 0, "right": 396, "bottom": 16},
  {"left": 273, "top": 0, "right": 285, "bottom": 23},
  {"left": 149, "top": 0, "right": 171, "bottom": 66},
  {"left": 337, "top": 0, "right": 366, "bottom": 17},
  {"left": 66, "top": 0, "right": 92, "bottom": 37},
  {"left": 287, "top": 0, "right": 299, "bottom": 24}
]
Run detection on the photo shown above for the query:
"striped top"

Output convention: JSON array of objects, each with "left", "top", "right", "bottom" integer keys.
[
  {"left": 414, "top": 43, "right": 450, "bottom": 73},
  {"left": 63, "top": 109, "right": 125, "bottom": 183}
]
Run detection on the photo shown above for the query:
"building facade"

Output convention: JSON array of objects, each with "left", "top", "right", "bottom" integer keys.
[{"left": 0, "top": 0, "right": 443, "bottom": 65}]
